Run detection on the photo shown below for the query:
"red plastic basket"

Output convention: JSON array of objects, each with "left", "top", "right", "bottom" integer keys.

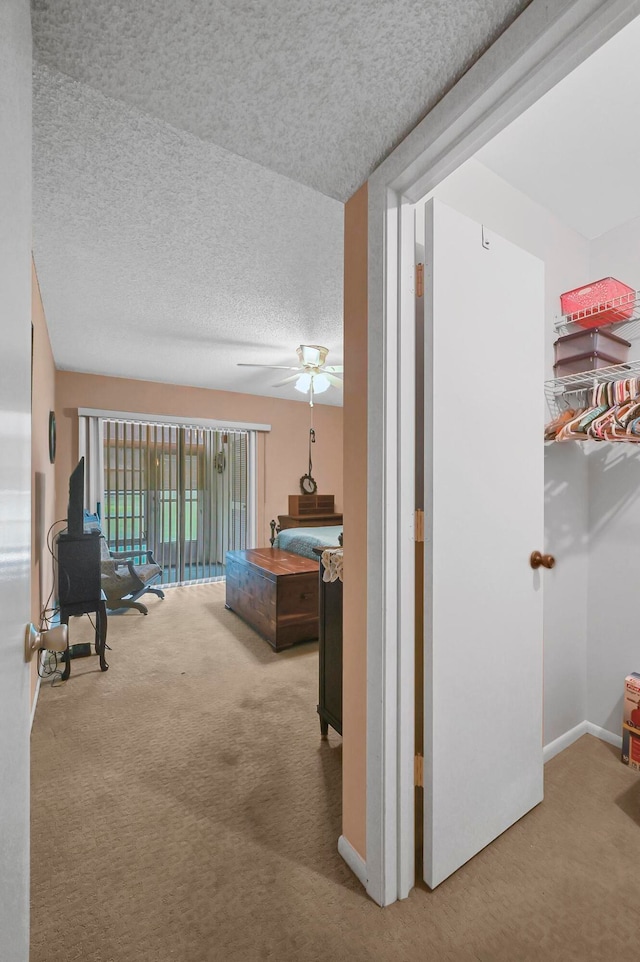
[{"left": 560, "top": 277, "right": 635, "bottom": 329}]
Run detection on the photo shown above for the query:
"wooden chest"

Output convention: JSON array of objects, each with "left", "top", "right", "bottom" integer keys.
[{"left": 225, "top": 548, "right": 319, "bottom": 651}]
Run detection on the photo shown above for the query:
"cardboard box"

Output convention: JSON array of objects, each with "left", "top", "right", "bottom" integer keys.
[
  {"left": 622, "top": 724, "right": 640, "bottom": 769},
  {"left": 624, "top": 673, "right": 640, "bottom": 731}
]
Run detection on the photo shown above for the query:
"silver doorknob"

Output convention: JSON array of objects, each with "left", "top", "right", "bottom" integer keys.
[{"left": 530, "top": 551, "right": 555, "bottom": 570}]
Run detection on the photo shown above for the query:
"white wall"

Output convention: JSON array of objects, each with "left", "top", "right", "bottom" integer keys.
[
  {"left": 0, "top": 2, "right": 32, "bottom": 960},
  {"left": 419, "top": 158, "right": 591, "bottom": 747},
  {"left": 590, "top": 214, "right": 640, "bottom": 296},
  {"left": 586, "top": 219, "right": 640, "bottom": 736}
]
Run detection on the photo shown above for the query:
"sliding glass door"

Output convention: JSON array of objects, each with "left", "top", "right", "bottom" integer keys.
[{"left": 102, "top": 419, "right": 248, "bottom": 584}]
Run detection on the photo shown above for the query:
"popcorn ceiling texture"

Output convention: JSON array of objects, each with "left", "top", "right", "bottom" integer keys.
[
  {"left": 32, "top": 0, "right": 531, "bottom": 395},
  {"left": 32, "top": 0, "right": 532, "bottom": 202},
  {"left": 32, "top": 64, "right": 344, "bottom": 401}
]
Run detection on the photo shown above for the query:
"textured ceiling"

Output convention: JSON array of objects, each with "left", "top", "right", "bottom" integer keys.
[
  {"left": 32, "top": 0, "right": 532, "bottom": 202},
  {"left": 476, "top": 14, "right": 640, "bottom": 240},
  {"left": 33, "top": 64, "right": 344, "bottom": 403},
  {"left": 32, "top": 0, "right": 533, "bottom": 402}
]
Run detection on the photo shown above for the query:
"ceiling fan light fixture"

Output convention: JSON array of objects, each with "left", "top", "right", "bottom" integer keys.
[
  {"left": 297, "top": 344, "right": 328, "bottom": 368},
  {"left": 312, "top": 373, "right": 330, "bottom": 394},
  {"left": 295, "top": 372, "right": 312, "bottom": 394}
]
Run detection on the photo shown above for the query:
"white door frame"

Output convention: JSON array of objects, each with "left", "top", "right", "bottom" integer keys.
[{"left": 365, "top": 0, "right": 640, "bottom": 907}]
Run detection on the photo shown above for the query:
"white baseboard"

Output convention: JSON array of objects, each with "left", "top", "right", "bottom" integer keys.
[
  {"left": 544, "top": 719, "right": 622, "bottom": 762},
  {"left": 30, "top": 656, "right": 42, "bottom": 732},
  {"left": 585, "top": 721, "right": 622, "bottom": 750},
  {"left": 543, "top": 721, "right": 588, "bottom": 763},
  {"left": 337, "top": 723, "right": 621, "bottom": 896},
  {"left": 338, "top": 835, "right": 367, "bottom": 888}
]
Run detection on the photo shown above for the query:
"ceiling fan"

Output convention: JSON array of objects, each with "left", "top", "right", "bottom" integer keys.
[{"left": 238, "top": 344, "right": 343, "bottom": 405}]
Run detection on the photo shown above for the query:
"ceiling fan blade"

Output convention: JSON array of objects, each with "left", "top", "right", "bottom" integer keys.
[
  {"left": 326, "top": 373, "right": 343, "bottom": 387},
  {"left": 324, "top": 365, "right": 344, "bottom": 373},
  {"left": 237, "top": 363, "right": 299, "bottom": 370},
  {"left": 272, "top": 374, "right": 301, "bottom": 387}
]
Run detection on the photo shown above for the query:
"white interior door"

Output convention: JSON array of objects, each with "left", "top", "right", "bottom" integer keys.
[{"left": 422, "top": 199, "right": 545, "bottom": 889}]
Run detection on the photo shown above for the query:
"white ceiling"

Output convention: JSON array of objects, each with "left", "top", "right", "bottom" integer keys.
[
  {"left": 477, "top": 14, "right": 640, "bottom": 241},
  {"left": 31, "top": 0, "right": 532, "bottom": 403}
]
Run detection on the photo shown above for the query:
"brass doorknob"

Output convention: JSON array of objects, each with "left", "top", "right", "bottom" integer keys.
[{"left": 530, "top": 550, "right": 555, "bottom": 570}]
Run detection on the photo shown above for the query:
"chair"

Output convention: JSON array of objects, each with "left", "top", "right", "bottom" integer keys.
[{"left": 99, "top": 537, "right": 165, "bottom": 615}]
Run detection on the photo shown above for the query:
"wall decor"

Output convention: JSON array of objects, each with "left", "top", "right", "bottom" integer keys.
[{"left": 48, "top": 410, "right": 56, "bottom": 464}]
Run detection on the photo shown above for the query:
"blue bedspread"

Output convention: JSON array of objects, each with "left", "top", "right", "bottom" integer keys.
[{"left": 273, "top": 525, "right": 343, "bottom": 562}]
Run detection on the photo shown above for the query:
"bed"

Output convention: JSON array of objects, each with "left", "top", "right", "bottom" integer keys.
[
  {"left": 269, "top": 494, "right": 343, "bottom": 560},
  {"left": 272, "top": 524, "right": 343, "bottom": 561}
]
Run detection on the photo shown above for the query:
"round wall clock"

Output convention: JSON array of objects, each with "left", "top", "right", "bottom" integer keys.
[
  {"left": 48, "top": 410, "right": 56, "bottom": 464},
  {"left": 300, "top": 473, "right": 317, "bottom": 494}
]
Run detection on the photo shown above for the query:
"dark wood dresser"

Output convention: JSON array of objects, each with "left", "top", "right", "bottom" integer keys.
[
  {"left": 225, "top": 548, "right": 319, "bottom": 651},
  {"left": 317, "top": 554, "right": 343, "bottom": 737},
  {"left": 277, "top": 494, "right": 343, "bottom": 532}
]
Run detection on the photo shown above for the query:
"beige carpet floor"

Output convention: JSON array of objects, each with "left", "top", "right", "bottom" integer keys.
[{"left": 31, "top": 584, "right": 640, "bottom": 962}]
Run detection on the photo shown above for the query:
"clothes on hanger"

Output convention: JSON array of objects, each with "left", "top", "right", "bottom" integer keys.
[
  {"left": 544, "top": 407, "right": 579, "bottom": 441},
  {"left": 545, "top": 377, "right": 640, "bottom": 443}
]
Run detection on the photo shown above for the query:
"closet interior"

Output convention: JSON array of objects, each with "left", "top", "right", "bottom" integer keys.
[{"left": 416, "top": 13, "right": 640, "bottom": 771}]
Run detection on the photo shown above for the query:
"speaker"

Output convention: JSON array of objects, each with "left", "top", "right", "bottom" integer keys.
[{"left": 57, "top": 533, "right": 101, "bottom": 606}]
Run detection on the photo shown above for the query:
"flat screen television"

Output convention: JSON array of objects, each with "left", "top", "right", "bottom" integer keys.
[{"left": 67, "top": 457, "right": 85, "bottom": 537}]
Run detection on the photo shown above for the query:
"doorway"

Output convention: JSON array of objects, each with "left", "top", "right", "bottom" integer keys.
[
  {"left": 412, "top": 12, "right": 640, "bottom": 894},
  {"left": 365, "top": 0, "right": 640, "bottom": 907}
]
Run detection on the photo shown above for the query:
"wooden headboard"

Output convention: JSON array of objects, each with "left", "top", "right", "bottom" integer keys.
[{"left": 269, "top": 495, "right": 343, "bottom": 545}]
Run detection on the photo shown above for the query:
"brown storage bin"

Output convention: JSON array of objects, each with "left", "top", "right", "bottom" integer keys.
[
  {"left": 554, "top": 328, "right": 630, "bottom": 364},
  {"left": 553, "top": 351, "right": 625, "bottom": 378}
]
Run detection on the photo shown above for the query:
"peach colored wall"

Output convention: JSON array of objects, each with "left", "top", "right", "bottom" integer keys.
[
  {"left": 31, "top": 261, "right": 57, "bottom": 707},
  {"left": 54, "top": 371, "right": 343, "bottom": 547},
  {"left": 342, "top": 183, "right": 368, "bottom": 860}
]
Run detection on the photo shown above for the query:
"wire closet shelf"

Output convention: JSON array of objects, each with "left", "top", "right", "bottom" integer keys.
[
  {"left": 546, "top": 289, "right": 640, "bottom": 417},
  {"left": 545, "top": 358, "right": 640, "bottom": 415}
]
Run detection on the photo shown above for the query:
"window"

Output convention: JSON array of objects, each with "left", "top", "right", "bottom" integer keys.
[{"left": 102, "top": 419, "right": 249, "bottom": 584}]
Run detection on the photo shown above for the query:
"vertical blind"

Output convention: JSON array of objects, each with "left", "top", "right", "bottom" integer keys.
[{"left": 102, "top": 419, "right": 249, "bottom": 585}]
